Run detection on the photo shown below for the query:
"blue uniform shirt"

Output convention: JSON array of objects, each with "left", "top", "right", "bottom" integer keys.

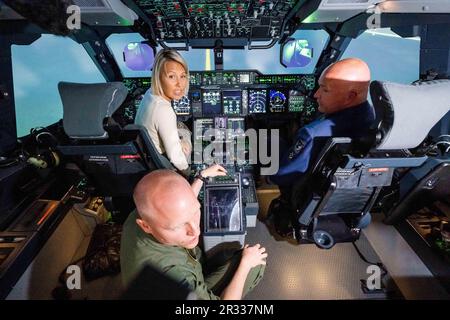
[{"left": 271, "top": 101, "right": 375, "bottom": 187}]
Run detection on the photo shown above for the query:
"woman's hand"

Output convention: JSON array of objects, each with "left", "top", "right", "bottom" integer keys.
[
  {"left": 191, "top": 164, "right": 226, "bottom": 196},
  {"left": 241, "top": 244, "right": 267, "bottom": 269},
  {"left": 201, "top": 164, "right": 227, "bottom": 178}
]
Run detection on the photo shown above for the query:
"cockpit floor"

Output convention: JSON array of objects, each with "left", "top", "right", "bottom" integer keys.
[
  {"left": 20, "top": 208, "right": 401, "bottom": 300},
  {"left": 244, "top": 219, "right": 401, "bottom": 300},
  {"left": 68, "top": 218, "right": 402, "bottom": 300}
]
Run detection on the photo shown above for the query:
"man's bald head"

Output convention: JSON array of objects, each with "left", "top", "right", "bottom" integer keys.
[
  {"left": 133, "top": 170, "right": 202, "bottom": 248},
  {"left": 323, "top": 58, "right": 371, "bottom": 83},
  {"left": 314, "top": 58, "right": 371, "bottom": 114},
  {"left": 133, "top": 170, "right": 195, "bottom": 223}
]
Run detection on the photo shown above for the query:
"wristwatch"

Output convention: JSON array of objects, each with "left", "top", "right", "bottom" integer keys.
[{"left": 194, "top": 170, "right": 208, "bottom": 183}]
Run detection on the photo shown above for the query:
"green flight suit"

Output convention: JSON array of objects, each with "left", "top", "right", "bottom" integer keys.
[{"left": 120, "top": 210, "right": 265, "bottom": 300}]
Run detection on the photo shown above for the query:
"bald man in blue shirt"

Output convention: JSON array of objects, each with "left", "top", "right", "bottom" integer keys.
[{"left": 270, "top": 58, "right": 375, "bottom": 188}]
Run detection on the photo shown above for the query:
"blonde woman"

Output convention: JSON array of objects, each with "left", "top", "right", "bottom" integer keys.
[{"left": 135, "top": 49, "right": 191, "bottom": 172}]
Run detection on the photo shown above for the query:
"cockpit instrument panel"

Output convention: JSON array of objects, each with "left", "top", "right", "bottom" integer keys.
[
  {"left": 248, "top": 89, "right": 267, "bottom": 114},
  {"left": 288, "top": 90, "right": 306, "bottom": 112},
  {"left": 120, "top": 71, "right": 318, "bottom": 123},
  {"left": 122, "top": 77, "right": 151, "bottom": 94},
  {"left": 227, "top": 118, "right": 246, "bottom": 139},
  {"left": 269, "top": 89, "right": 288, "bottom": 113},
  {"left": 172, "top": 96, "right": 191, "bottom": 115},
  {"left": 118, "top": 77, "right": 152, "bottom": 123},
  {"left": 303, "top": 98, "right": 317, "bottom": 117},
  {"left": 214, "top": 116, "right": 227, "bottom": 141},
  {"left": 288, "top": 90, "right": 317, "bottom": 116},
  {"left": 190, "top": 71, "right": 256, "bottom": 86},
  {"left": 222, "top": 90, "right": 242, "bottom": 115},
  {"left": 254, "top": 74, "right": 316, "bottom": 91},
  {"left": 194, "top": 118, "right": 214, "bottom": 141},
  {"left": 132, "top": 0, "right": 300, "bottom": 42},
  {"left": 202, "top": 90, "right": 222, "bottom": 115}
]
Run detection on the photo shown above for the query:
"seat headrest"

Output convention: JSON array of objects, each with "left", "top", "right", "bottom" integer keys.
[
  {"left": 58, "top": 82, "right": 128, "bottom": 140},
  {"left": 370, "top": 80, "right": 450, "bottom": 150}
]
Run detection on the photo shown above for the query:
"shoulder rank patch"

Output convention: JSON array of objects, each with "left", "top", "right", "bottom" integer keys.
[{"left": 288, "top": 139, "right": 305, "bottom": 160}]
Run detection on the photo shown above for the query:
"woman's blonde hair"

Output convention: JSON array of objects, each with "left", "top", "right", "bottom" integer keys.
[{"left": 151, "top": 49, "right": 189, "bottom": 98}]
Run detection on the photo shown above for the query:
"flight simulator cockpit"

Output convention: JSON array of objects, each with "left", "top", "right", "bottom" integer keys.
[
  {"left": 2, "top": 0, "right": 450, "bottom": 300},
  {"left": 117, "top": 68, "right": 320, "bottom": 253}
]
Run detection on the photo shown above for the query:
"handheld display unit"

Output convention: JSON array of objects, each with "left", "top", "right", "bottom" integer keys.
[
  {"left": 202, "top": 173, "right": 245, "bottom": 253},
  {"left": 205, "top": 187, "right": 242, "bottom": 233}
]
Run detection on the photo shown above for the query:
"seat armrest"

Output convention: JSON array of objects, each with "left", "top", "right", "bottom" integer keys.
[{"left": 124, "top": 124, "right": 175, "bottom": 170}]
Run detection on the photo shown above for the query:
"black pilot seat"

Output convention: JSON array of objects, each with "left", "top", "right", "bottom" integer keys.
[
  {"left": 276, "top": 79, "right": 450, "bottom": 249},
  {"left": 56, "top": 82, "right": 174, "bottom": 217}
]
